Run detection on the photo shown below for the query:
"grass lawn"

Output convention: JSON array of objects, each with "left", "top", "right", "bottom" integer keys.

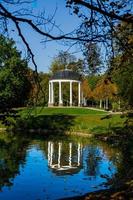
[
  {"left": 19, "top": 107, "right": 108, "bottom": 116},
  {"left": 16, "top": 107, "right": 126, "bottom": 135}
]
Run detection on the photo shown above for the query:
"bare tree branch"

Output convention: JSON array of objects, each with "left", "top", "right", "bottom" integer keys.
[
  {"left": 15, "top": 21, "right": 38, "bottom": 72},
  {"left": 67, "top": 0, "right": 133, "bottom": 24},
  {"left": 0, "top": 3, "right": 101, "bottom": 42},
  {"left": 0, "top": 0, "right": 132, "bottom": 72}
]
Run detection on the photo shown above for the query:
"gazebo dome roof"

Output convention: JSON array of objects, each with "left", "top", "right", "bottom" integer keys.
[{"left": 50, "top": 70, "right": 81, "bottom": 81}]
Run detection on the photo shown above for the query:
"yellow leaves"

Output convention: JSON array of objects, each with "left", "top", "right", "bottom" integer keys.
[
  {"left": 81, "top": 79, "right": 92, "bottom": 98},
  {"left": 81, "top": 77, "right": 118, "bottom": 102},
  {"left": 93, "top": 78, "right": 118, "bottom": 100}
]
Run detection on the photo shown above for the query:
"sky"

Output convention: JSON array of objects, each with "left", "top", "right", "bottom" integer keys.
[{"left": 8, "top": 0, "right": 83, "bottom": 73}]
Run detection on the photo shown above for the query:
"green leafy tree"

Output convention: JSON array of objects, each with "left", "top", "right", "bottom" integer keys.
[
  {"left": 110, "top": 21, "right": 133, "bottom": 108},
  {"left": 36, "top": 72, "right": 50, "bottom": 106},
  {"left": 88, "top": 75, "right": 102, "bottom": 90},
  {"left": 50, "top": 51, "right": 84, "bottom": 74},
  {"left": 50, "top": 51, "right": 76, "bottom": 73},
  {"left": 0, "top": 35, "right": 31, "bottom": 110},
  {"left": 83, "top": 43, "right": 102, "bottom": 74}
]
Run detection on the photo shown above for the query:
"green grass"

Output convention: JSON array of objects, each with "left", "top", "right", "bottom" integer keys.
[
  {"left": 16, "top": 107, "right": 126, "bottom": 135},
  {"left": 19, "top": 107, "right": 108, "bottom": 116},
  {"left": 73, "top": 114, "right": 126, "bottom": 134}
]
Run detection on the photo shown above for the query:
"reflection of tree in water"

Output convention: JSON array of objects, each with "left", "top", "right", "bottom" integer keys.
[
  {"left": 0, "top": 133, "right": 30, "bottom": 190},
  {"left": 83, "top": 146, "right": 102, "bottom": 177},
  {"left": 114, "top": 137, "right": 133, "bottom": 183}
]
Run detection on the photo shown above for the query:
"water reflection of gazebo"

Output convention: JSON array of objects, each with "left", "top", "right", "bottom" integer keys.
[{"left": 47, "top": 142, "right": 82, "bottom": 175}]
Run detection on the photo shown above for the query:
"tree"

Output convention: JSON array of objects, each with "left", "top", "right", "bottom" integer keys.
[
  {"left": 81, "top": 79, "right": 92, "bottom": 106},
  {"left": 83, "top": 43, "right": 102, "bottom": 74},
  {"left": 50, "top": 51, "right": 85, "bottom": 74},
  {"left": 93, "top": 77, "right": 118, "bottom": 109},
  {"left": 109, "top": 21, "right": 133, "bottom": 108},
  {"left": 36, "top": 72, "right": 50, "bottom": 106},
  {"left": 68, "top": 59, "right": 85, "bottom": 75},
  {"left": 88, "top": 75, "right": 101, "bottom": 90},
  {"left": 49, "top": 51, "right": 75, "bottom": 73},
  {"left": 0, "top": 35, "right": 31, "bottom": 110},
  {"left": 67, "top": 1, "right": 133, "bottom": 44},
  {"left": 0, "top": 0, "right": 132, "bottom": 71}
]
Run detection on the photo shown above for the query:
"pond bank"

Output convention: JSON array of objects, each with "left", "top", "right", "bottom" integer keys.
[{"left": 66, "top": 180, "right": 133, "bottom": 199}]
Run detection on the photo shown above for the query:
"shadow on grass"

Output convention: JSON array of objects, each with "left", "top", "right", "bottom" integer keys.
[
  {"left": 90, "top": 126, "right": 109, "bottom": 135},
  {"left": 15, "top": 114, "right": 75, "bottom": 135},
  {"left": 100, "top": 114, "right": 112, "bottom": 120}
]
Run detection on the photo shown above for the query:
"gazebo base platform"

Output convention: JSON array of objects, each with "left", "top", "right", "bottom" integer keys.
[
  {"left": 48, "top": 103, "right": 54, "bottom": 107},
  {"left": 58, "top": 103, "right": 63, "bottom": 107}
]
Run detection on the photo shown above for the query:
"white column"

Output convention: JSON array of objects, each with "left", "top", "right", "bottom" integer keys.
[
  {"left": 70, "top": 81, "right": 72, "bottom": 106},
  {"left": 58, "top": 142, "right": 61, "bottom": 168},
  {"left": 48, "top": 82, "right": 51, "bottom": 105},
  {"left": 78, "top": 82, "right": 81, "bottom": 107},
  {"left": 100, "top": 99, "right": 102, "bottom": 109},
  {"left": 48, "top": 141, "right": 51, "bottom": 166},
  {"left": 59, "top": 81, "right": 63, "bottom": 106},
  {"left": 81, "top": 91, "right": 84, "bottom": 106},
  {"left": 51, "top": 82, "right": 54, "bottom": 105},
  {"left": 69, "top": 143, "right": 72, "bottom": 167},
  {"left": 50, "top": 142, "right": 53, "bottom": 167},
  {"left": 77, "top": 143, "right": 81, "bottom": 166}
]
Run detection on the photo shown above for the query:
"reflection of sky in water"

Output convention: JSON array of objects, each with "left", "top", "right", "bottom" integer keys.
[{"left": 0, "top": 141, "right": 117, "bottom": 200}]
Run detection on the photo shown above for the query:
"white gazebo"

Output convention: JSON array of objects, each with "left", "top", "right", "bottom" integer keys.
[{"left": 48, "top": 70, "right": 82, "bottom": 107}]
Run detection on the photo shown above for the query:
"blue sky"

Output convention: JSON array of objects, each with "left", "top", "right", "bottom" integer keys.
[{"left": 8, "top": 0, "right": 83, "bottom": 72}]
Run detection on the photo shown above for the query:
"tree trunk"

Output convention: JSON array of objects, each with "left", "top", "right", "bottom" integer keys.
[
  {"left": 106, "top": 98, "right": 108, "bottom": 110},
  {"left": 84, "top": 97, "right": 87, "bottom": 106},
  {"left": 104, "top": 99, "right": 106, "bottom": 109},
  {"left": 118, "top": 99, "right": 121, "bottom": 110}
]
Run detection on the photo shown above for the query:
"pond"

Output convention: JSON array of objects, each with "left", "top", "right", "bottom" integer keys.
[{"left": 0, "top": 132, "right": 122, "bottom": 200}]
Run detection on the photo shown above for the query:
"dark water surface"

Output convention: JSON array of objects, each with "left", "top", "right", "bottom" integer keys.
[{"left": 0, "top": 132, "right": 122, "bottom": 200}]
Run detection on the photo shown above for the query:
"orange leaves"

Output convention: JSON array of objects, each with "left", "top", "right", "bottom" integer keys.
[{"left": 93, "top": 78, "right": 118, "bottom": 100}]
